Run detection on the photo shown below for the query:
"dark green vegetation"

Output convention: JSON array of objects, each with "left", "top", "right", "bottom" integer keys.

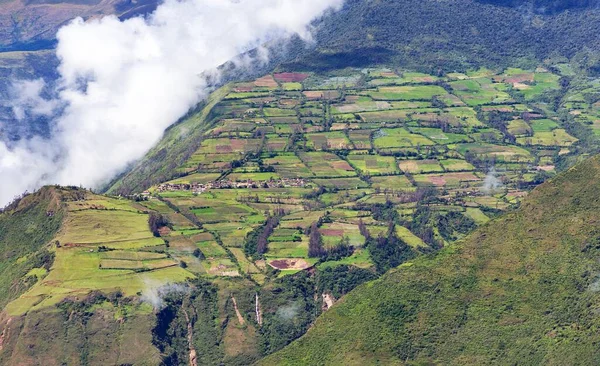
[
  {"left": 477, "top": 0, "right": 600, "bottom": 14},
  {"left": 0, "top": 187, "right": 64, "bottom": 309},
  {"left": 261, "top": 155, "right": 600, "bottom": 365},
  {"left": 0, "top": 291, "right": 162, "bottom": 365},
  {"left": 300, "top": 0, "right": 600, "bottom": 73}
]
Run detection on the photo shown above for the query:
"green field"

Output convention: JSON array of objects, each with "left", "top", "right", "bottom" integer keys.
[
  {"left": 347, "top": 154, "right": 398, "bottom": 175},
  {"left": 368, "top": 85, "right": 448, "bottom": 100},
  {"left": 373, "top": 128, "right": 435, "bottom": 149},
  {"left": 298, "top": 152, "right": 357, "bottom": 177}
]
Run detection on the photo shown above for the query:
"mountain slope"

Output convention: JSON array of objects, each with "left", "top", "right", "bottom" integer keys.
[
  {"left": 290, "top": 0, "right": 600, "bottom": 72},
  {"left": 106, "top": 84, "right": 231, "bottom": 195},
  {"left": 0, "top": 187, "right": 64, "bottom": 309},
  {"left": 0, "top": 0, "right": 159, "bottom": 51},
  {"left": 261, "top": 154, "right": 600, "bottom": 365}
]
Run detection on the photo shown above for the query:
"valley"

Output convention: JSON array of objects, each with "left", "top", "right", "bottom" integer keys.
[
  {"left": 4, "top": 0, "right": 600, "bottom": 364},
  {"left": 3, "top": 61, "right": 600, "bottom": 364}
]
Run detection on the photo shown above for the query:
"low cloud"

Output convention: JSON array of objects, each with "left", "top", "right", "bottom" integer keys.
[
  {"left": 0, "top": 0, "right": 343, "bottom": 205},
  {"left": 9, "top": 79, "right": 58, "bottom": 121},
  {"left": 482, "top": 166, "right": 503, "bottom": 195},
  {"left": 141, "top": 281, "right": 191, "bottom": 309},
  {"left": 276, "top": 301, "right": 301, "bottom": 320}
]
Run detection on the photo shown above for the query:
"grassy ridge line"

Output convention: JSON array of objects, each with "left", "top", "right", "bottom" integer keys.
[
  {"left": 106, "top": 84, "right": 232, "bottom": 195},
  {"left": 260, "top": 155, "right": 600, "bottom": 365},
  {"left": 0, "top": 187, "right": 65, "bottom": 310}
]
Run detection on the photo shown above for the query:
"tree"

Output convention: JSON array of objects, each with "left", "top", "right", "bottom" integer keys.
[
  {"left": 148, "top": 212, "right": 170, "bottom": 237},
  {"left": 367, "top": 224, "right": 415, "bottom": 274},
  {"left": 245, "top": 215, "right": 279, "bottom": 257},
  {"left": 358, "top": 218, "right": 370, "bottom": 240},
  {"left": 308, "top": 222, "right": 325, "bottom": 258},
  {"left": 193, "top": 248, "right": 205, "bottom": 260}
]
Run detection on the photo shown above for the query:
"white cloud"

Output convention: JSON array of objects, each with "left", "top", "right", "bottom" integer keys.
[
  {"left": 0, "top": 0, "right": 343, "bottom": 206},
  {"left": 9, "top": 79, "right": 58, "bottom": 121}
]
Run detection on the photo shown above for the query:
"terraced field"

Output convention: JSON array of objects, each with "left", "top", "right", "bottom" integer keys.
[
  {"left": 5, "top": 66, "right": 595, "bottom": 363},
  {"left": 1, "top": 60, "right": 600, "bottom": 366},
  {"left": 131, "top": 66, "right": 582, "bottom": 282}
]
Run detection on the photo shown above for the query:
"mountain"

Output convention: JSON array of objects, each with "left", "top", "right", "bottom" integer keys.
[
  {"left": 260, "top": 154, "right": 600, "bottom": 365},
  {"left": 477, "top": 0, "right": 600, "bottom": 14},
  {"left": 5, "top": 0, "right": 600, "bottom": 364},
  {"left": 0, "top": 0, "right": 159, "bottom": 52},
  {"left": 0, "top": 186, "right": 64, "bottom": 309},
  {"left": 288, "top": 0, "right": 600, "bottom": 73},
  {"left": 2, "top": 61, "right": 600, "bottom": 364}
]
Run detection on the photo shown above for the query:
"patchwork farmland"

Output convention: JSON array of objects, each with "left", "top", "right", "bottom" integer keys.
[
  {"left": 7, "top": 66, "right": 586, "bottom": 318},
  {"left": 140, "top": 66, "right": 580, "bottom": 282}
]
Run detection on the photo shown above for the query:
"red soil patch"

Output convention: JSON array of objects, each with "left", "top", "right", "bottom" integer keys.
[
  {"left": 279, "top": 99, "right": 299, "bottom": 107},
  {"left": 234, "top": 83, "right": 254, "bottom": 92},
  {"left": 537, "top": 165, "right": 555, "bottom": 172},
  {"left": 320, "top": 229, "right": 344, "bottom": 236},
  {"left": 268, "top": 258, "right": 311, "bottom": 270},
  {"left": 449, "top": 172, "right": 480, "bottom": 180},
  {"left": 303, "top": 90, "right": 339, "bottom": 100},
  {"left": 190, "top": 232, "right": 214, "bottom": 242},
  {"left": 323, "top": 90, "right": 341, "bottom": 100},
  {"left": 411, "top": 76, "right": 436, "bottom": 82},
  {"left": 430, "top": 172, "right": 479, "bottom": 184},
  {"left": 266, "top": 141, "right": 286, "bottom": 149},
  {"left": 158, "top": 226, "right": 171, "bottom": 236},
  {"left": 303, "top": 91, "right": 323, "bottom": 100},
  {"left": 274, "top": 72, "right": 309, "bottom": 82},
  {"left": 216, "top": 145, "right": 233, "bottom": 153},
  {"left": 254, "top": 75, "right": 278, "bottom": 88},
  {"left": 331, "top": 161, "right": 354, "bottom": 171},
  {"left": 505, "top": 74, "right": 534, "bottom": 84},
  {"left": 481, "top": 106, "right": 513, "bottom": 112},
  {"left": 428, "top": 176, "right": 447, "bottom": 186},
  {"left": 380, "top": 71, "right": 398, "bottom": 78},
  {"left": 303, "top": 90, "right": 340, "bottom": 100}
]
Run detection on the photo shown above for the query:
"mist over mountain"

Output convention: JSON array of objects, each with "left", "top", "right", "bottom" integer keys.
[
  {"left": 0, "top": 0, "right": 343, "bottom": 206},
  {"left": 3, "top": 0, "right": 600, "bottom": 365}
]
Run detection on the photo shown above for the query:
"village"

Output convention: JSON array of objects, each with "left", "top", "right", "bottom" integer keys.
[{"left": 153, "top": 177, "right": 309, "bottom": 194}]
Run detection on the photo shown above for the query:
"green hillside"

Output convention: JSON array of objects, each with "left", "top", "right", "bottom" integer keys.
[
  {"left": 5, "top": 0, "right": 600, "bottom": 364},
  {"left": 0, "top": 187, "right": 64, "bottom": 309},
  {"left": 106, "top": 85, "right": 232, "bottom": 195},
  {"left": 261, "top": 154, "right": 600, "bottom": 365},
  {"left": 295, "top": 0, "right": 600, "bottom": 73},
  {"left": 5, "top": 64, "right": 600, "bottom": 365}
]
